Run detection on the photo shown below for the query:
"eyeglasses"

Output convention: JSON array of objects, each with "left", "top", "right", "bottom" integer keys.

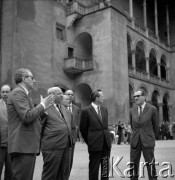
[
  {"left": 26, "top": 76, "right": 35, "bottom": 80},
  {"left": 134, "top": 95, "right": 142, "bottom": 98},
  {"left": 67, "top": 94, "right": 74, "bottom": 96}
]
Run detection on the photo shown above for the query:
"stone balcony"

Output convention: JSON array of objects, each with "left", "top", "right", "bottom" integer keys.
[
  {"left": 64, "top": 57, "right": 94, "bottom": 74},
  {"left": 66, "top": 1, "right": 101, "bottom": 16}
]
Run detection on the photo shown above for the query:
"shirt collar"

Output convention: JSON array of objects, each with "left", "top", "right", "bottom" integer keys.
[
  {"left": 139, "top": 102, "right": 146, "bottom": 110},
  {"left": 92, "top": 102, "right": 99, "bottom": 110},
  {"left": 19, "top": 84, "right": 29, "bottom": 95}
]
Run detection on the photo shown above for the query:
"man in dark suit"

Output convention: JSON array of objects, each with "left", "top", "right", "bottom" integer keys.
[
  {"left": 65, "top": 90, "right": 80, "bottom": 171},
  {"left": 0, "top": 84, "right": 13, "bottom": 180},
  {"left": 41, "top": 87, "right": 73, "bottom": 180},
  {"left": 7, "top": 68, "right": 55, "bottom": 180},
  {"left": 80, "top": 89, "right": 111, "bottom": 180},
  {"left": 130, "top": 89, "right": 159, "bottom": 180}
]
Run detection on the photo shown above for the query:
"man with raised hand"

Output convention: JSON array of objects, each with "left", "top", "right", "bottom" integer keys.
[{"left": 7, "top": 68, "right": 54, "bottom": 180}]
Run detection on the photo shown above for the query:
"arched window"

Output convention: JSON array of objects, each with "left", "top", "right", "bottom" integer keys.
[
  {"left": 152, "top": 90, "right": 159, "bottom": 109},
  {"left": 149, "top": 49, "right": 158, "bottom": 77},
  {"left": 160, "top": 55, "right": 167, "bottom": 80},
  {"left": 135, "top": 41, "right": 146, "bottom": 72}
]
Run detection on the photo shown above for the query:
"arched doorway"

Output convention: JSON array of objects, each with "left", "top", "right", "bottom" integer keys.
[
  {"left": 74, "top": 83, "right": 92, "bottom": 109},
  {"left": 152, "top": 90, "right": 159, "bottom": 110},
  {"left": 74, "top": 32, "right": 92, "bottom": 59},
  {"left": 163, "top": 93, "right": 170, "bottom": 122}
]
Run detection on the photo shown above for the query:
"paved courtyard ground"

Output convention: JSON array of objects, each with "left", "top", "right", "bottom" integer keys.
[
  {"left": 2, "top": 140, "right": 175, "bottom": 180},
  {"left": 34, "top": 140, "right": 175, "bottom": 180}
]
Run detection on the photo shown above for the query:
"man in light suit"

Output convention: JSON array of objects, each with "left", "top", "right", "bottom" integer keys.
[
  {"left": 80, "top": 89, "right": 111, "bottom": 180},
  {"left": 65, "top": 90, "right": 80, "bottom": 171},
  {"left": 0, "top": 84, "right": 13, "bottom": 180},
  {"left": 7, "top": 68, "right": 55, "bottom": 180},
  {"left": 130, "top": 89, "right": 159, "bottom": 180},
  {"left": 41, "top": 87, "right": 73, "bottom": 180}
]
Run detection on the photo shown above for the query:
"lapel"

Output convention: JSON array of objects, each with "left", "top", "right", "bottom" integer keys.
[
  {"left": 61, "top": 105, "right": 69, "bottom": 124},
  {"left": 51, "top": 105, "right": 66, "bottom": 122},
  {"left": 89, "top": 105, "right": 102, "bottom": 124},
  {"left": 17, "top": 85, "right": 33, "bottom": 107},
  {"left": 0, "top": 99, "right": 7, "bottom": 117},
  {"left": 133, "top": 106, "right": 139, "bottom": 120}
]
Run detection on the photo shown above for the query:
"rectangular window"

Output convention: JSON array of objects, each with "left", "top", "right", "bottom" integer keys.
[
  {"left": 68, "top": 47, "right": 74, "bottom": 57},
  {"left": 56, "top": 23, "right": 65, "bottom": 41}
]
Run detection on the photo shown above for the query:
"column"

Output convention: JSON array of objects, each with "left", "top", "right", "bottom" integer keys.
[
  {"left": 157, "top": 63, "right": 161, "bottom": 83},
  {"left": 154, "top": 0, "right": 158, "bottom": 36},
  {"left": 166, "top": 5, "right": 170, "bottom": 45},
  {"left": 129, "top": 0, "right": 133, "bottom": 18},
  {"left": 145, "top": 57, "right": 150, "bottom": 79},
  {"left": 131, "top": 50, "right": 136, "bottom": 73},
  {"left": 158, "top": 103, "right": 163, "bottom": 124},
  {"left": 166, "top": 67, "right": 169, "bottom": 81},
  {"left": 129, "top": 0, "right": 134, "bottom": 28},
  {"left": 143, "top": 0, "right": 147, "bottom": 28}
]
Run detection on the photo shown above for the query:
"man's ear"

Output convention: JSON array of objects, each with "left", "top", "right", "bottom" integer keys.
[{"left": 22, "top": 76, "right": 26, "bottom": 82}]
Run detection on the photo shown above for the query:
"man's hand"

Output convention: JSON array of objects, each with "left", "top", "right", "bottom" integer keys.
[{"left": 40, "top": 94, "right": 55, "bottom": 109}]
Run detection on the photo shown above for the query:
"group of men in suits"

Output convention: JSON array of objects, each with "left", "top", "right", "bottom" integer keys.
[
  {"left": 0, "top": 68, "right": 80, "bottom": 180},
  {"left": 0, "top": 67, "right": 159, "bottom": 180}
]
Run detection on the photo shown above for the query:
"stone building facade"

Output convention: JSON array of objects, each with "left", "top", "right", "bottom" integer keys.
[{"left": 0, "top": 0, "right": 175, "bottom": 124}]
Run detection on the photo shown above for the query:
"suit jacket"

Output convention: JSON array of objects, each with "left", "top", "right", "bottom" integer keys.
[
  {"left": 71, "top": 104, "right": 80, "bottom": 144},
  {"left": 130, "top": 103, "right": 159, "bottom": 148},
  {"left": 41, "top": 104, "right": 73, "bottom": 150},
  {"left": 7, "top": 85, "right": 44, "bottom": 154},
  {"left": 0, "top": 99, "right": 8, "bottom": 147},
  {"left": 80, "top": 104, "right": 111, "bottom": 152}
]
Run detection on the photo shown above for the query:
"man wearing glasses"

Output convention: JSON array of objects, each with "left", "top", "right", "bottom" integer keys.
[
  {"left": 7, "top": 68, "right": 55, "bottom": 180},
  {"left": 130, "top": 89, "right": 159, "bottom": 180}
]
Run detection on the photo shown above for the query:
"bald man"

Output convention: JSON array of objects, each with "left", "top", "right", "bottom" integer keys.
[
  {"left": 0, "top": 84, "right": 13, "bottom": 180},
  {"left": 41, "top": 87, "right": 73, "bottom": 180},
  {"left": 65, "top": 90, "right": 80, "bottom": 172}
]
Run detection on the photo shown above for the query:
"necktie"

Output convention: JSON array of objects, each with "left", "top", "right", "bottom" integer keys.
[
  {"left": 57, "top": 105, "right": 64, "bottom": 119},
  {"left": 139, "top": 106, "right": 142, "bottom": 117},
  {"left": 97, "top": 106, "right": 102, "bottom": 119}
]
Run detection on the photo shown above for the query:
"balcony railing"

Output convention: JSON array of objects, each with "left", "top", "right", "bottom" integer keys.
[
  {"left": 135, "top": 69, "right": 148, "bottom": 79},
  {"left": 67, "top": 1, "right": 100, "bottom": 16},
  {"left": 64, "top": 57, "right": 93, "bottom": 74},
  {"left": 127, "top": 19, "right": 171, "bottom": 51},
  {"left": 128, "top": 67, "right": 170, "bottom": 87},
  {"left": 150, "top": 74, "right": 160, "bottom": 84}
]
